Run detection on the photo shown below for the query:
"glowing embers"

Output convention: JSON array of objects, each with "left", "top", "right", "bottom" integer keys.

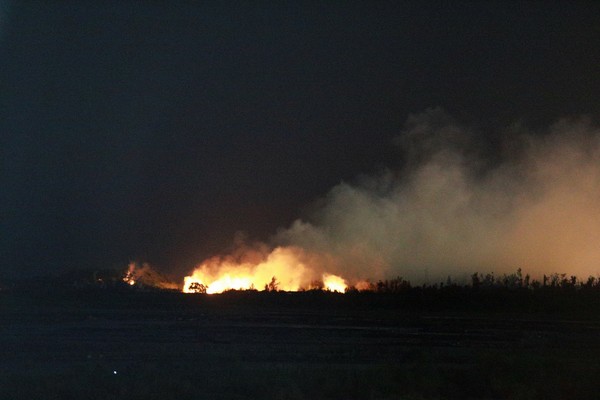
[
  {"left": 182, "top": 246, "right": 347, "bottom": 294},
  {"left": 122, "top": 263, "right": 136, "bottom": 286}
]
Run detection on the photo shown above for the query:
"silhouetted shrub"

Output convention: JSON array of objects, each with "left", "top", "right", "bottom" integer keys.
[{"left": 188, "top": 282, "right": 207, "bottom": 294}]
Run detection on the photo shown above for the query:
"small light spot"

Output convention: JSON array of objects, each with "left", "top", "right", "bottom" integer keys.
[{"left": 113, "top": 370, "right": 118, "bottom": 375}]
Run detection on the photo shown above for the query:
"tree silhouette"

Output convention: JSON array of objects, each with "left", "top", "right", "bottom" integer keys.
[
  {"left": 265, "top": 276, "right": 279, "bottom": 292},
  {"left": 188, "top": 282, "right": 207, "bottom": 294}
]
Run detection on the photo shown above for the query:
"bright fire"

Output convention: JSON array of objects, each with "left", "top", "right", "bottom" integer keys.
[
  {"left": 123, "top": 262, "right": 136, "bottom": 286},
  {"left": 323, "top": 273, "right": 347, "bottom": 292},
  {"left": 182, "top": 246, "right": 348, "bottom": 294}
]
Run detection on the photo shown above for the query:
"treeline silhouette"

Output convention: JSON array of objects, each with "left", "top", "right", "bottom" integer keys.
[
  {"left": 197, "top": 269, "right": 600, "bottom": 316},
  {"left": 352, "top": 268, "right": 600, "bottom": 293},
  {"left": 6, "top": 268, "right": 600, "bottom": 317}
]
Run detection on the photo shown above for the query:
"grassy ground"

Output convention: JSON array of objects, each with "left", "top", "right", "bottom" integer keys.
[{"left": 2, "top": 290, "right": 600, "bottom": 399}]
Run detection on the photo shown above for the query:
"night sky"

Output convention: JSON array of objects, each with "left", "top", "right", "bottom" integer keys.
[{"left": 2, "top": 1, "right": 600, "bottom": 279}]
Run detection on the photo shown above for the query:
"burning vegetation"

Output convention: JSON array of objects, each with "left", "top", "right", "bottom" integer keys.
[
  {"left": 179, "top": 113, "right": 600, "bottom": 295},
  {"left": 180, "top": 247, "right": 600, "bottom": 298},
  {"left": 55, "top": 113, "right": 600, "bottom": 298},
  {"left": 182, "top": 246, "right": 348, "bottom": 293},
  {"left": 121, "top": 262, "right": 179, "bottom": 290}
]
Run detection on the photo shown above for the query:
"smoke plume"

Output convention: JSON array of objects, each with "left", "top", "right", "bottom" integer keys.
[{"left": 273, "top": 109, "right": 600, "bottom": 284}]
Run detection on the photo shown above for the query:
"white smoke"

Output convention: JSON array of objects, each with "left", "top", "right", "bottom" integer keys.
[{"left": 274, "top": 109, "right": 600, "bottom": 283}]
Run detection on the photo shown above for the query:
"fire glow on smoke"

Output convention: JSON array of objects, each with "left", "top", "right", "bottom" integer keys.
[
  {"left": 178, "top": 112, "right": 600, "bottom": 292},
  {"left": 182, "top": 246, "right": 347, "bottom": 294}
]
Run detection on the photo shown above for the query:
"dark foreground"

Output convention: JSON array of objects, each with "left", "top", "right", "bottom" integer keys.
[{"left": 2, "top": 289, "right": 600, "bottom": 399}]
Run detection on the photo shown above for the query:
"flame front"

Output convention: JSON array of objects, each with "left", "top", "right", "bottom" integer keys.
[
  {"left": 323, "top": 273, "right": 347, "bottom": 292},
  {"left": 183, "top": 246, "right": 347, "bottom": 294}
]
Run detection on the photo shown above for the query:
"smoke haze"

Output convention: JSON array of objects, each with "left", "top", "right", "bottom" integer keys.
[{"left": 272, "top": 109, "right": 600, "bottom": 284}]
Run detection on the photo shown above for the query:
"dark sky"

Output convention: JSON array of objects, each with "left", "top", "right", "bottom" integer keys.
[{"left": 2, "top": 1, "right": 599, "bottom": 278}]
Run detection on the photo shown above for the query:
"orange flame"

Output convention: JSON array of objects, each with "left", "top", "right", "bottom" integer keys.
[
  {"left": 323, "top": 273, "right": 347, "bottom": 292},
  {"left": 123, "top": 262, "right": 179, "bottom": 290},
  {"left": 123, "top": 262, "right": 136, "bottom": 286},
  {"left": 182, "top": 246, "right": 348, "bottom": 294}
]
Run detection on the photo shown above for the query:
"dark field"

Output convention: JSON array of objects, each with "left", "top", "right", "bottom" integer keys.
[{"left": 2, "top": 289, "right": 600, "bottom": 399}]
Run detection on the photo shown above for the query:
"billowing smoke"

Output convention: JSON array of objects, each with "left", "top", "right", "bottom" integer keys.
[
  {"left": 273, "top": 108, "right": 600, "bottom": 284},
  {"left": 182, "top": 109, "right": 600, "bottom": 290}
]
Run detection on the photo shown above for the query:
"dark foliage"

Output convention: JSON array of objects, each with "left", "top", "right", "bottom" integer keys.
[{"left": 187, "top": 282, "right": 207, "bottom": 294}]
